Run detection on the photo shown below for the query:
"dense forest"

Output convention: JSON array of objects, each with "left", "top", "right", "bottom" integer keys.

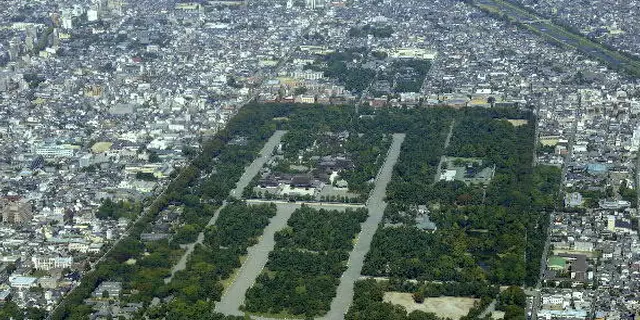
[
  {"left": 0, "top": 302, "right": 46, "bottom": 320},
  {"left": 95, "top": 198, "right": 142, "bottom": 220},
  {"left": 377, "top": 59, "right": 432, "bottom": 94},
  {"left": 208, "top": 202, "right": 277, "bottom": 248},
  {"left": 348, "top": 25, "right": 394, "bottom": 38},
  {"left": 132, "top": 202, "right": 277, "bottom": 318},
  {"left": 362, "top": 109, "right": 560, "bottom": 288},
  {"left": 52, "top": 103, "right": 558, "bottom": 320},
  {"left": 305, "top": 48, "right": 378, "bottom": 92},
  {"left": 104, "top": 201, "right": 276, "bottom": 319},
  {"left": 243, "top": 206, "right": 367, "bottom": 317}
]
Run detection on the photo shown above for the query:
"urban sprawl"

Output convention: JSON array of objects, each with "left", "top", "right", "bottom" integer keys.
[{"left": 0, "top": 0, "right": 640, "bottom": 319}]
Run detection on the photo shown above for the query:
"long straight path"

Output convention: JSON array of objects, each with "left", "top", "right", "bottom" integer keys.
[
  {"left": 164, "top": 130, "right": 287, "bottom": 283},
  {"left": 323, "top": 133, "right": 405, "bottom": 320},
  {"left": 433, "top": 119, "right": 456, "bottom": 184},
  {"left": 228, "top": 130, "right": 287, "bottom": 200},
  {"left": 215, "top": 202, "right": 358, "bottom": 316},
  {"left": 215, "top": 203, "right": 298, "bottom": 316},
  {"left": 246, "top": 198, "right": 365, "bottom": 209}
]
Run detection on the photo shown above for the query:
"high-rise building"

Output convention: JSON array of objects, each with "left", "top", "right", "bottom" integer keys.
[
  {"left": 87, "top": 9, "right": 99, "bottom": 22},
  {"left": 305, "top": 0, "right": 316, "bottom": 8},
  {"left": 8, "top": 38, "right": 21, "bottom": 61},
  {"left": 1, "top": 198, "right": 33, "bottom": 224},
  {"left": 61, "top": 16, "right": 73, "bottom": 30},
  {"left": 32, "top": 256, "right": 73, "bottom": 270}
]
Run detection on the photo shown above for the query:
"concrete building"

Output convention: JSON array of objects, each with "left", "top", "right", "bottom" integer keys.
[
  {"left": 32, "top": 256, "right": 73, "bottom": 270},
  {"left": 1, "top": 199, "right": 33, "bottom": 224},
  {"left": 93, "top": 281, "right": 122, "bottom": 298},
  {"left": 34, "top": 144, "right": 77, "bottom": 158},
  {"left": 9, "top": 276, "right": 37, "bottom": 289}
]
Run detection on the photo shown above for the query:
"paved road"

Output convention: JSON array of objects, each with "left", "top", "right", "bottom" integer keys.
[
  {"left": 525, "top": 288, "right": 541, "bottom": 320},
  {"left": 215, "top": 202, "right": 357, "bottom": 316},
  {"left": 527, "top": 101, "right": 579, "bottom": 316},
  {"left": 323, "top": 133, "right": 405, "bottom": 320},
  {"left": 164, "top": 130, "right": 287, "bottom": 283}
]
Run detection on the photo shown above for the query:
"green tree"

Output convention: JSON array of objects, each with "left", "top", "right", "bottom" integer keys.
[
  {"left": 148, "top": 151, "right": 161, "bottom": 163},
  {"left": 498, "top": 286, "right": 526, "bottom": 310},
  {"left": 504, "top": 305, "right": 526, "bottom": 320},
  {"left": 412, "top": 290, "right": 425, "bottom": 303}
]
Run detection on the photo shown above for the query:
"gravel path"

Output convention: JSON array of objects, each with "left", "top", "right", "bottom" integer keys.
[
  {"left": 215, "top": 202, "right": 357, "bottom": 316},
  {"left": 433, "top": 119, "right": 456, "bottom": 184},
  {"left": 214, "top": 202, "right": 298, "bottom": 316},
  {"left": 322, "top": 133, "right": 405, "bottom": 320},
  {"left": 229, "top": 130, "right": 287, "bottom": 199},
  {"left": 213, "top": 133, "right": 405, "bottom": 320},
  {"left": 164, "top": 130, "right": 287, "bottom": 284}
]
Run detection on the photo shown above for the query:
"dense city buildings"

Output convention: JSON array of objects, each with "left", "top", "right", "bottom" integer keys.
[{"left": 0, "top": 0, "right": 639, "bottom": 319}]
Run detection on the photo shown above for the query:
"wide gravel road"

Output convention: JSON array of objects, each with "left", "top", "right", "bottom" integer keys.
[
  {"left": 323, "top": 133, "right": 405, "bottom": 320},
  {"left": 215, "top": 202, "right": 358, "bottom": 316},
  {"left": 229, "top": 130, "right": 287, "bottom": 199},
  {"left": 164, "top": 130, "right": 287, "bottom": 283}
]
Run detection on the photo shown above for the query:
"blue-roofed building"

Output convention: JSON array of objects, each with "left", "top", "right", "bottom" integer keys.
[
  {"left": 0, "top": 290, "right": 10, "bottom": 302},
  {"left": 587, "top": 163, "right": 608, "bottom": 175},
  {"left": 9, "top": 276, "right": 37, "bottom": 289}
]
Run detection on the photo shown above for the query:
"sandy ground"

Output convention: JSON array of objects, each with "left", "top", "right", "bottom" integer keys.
[
  {"left": 383, "top": 292, "right": 479, "bottom": 320},
  {"left": 505, "top": 119, "right": 529, "bottom": 126}
]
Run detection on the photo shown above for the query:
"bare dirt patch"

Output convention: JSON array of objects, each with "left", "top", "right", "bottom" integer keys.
[
  {"left": 505, "top": 119, "right": 528, "bottom": 127},
  {"left": 383, "top": 292, "right": 478, "bottom": 320}
]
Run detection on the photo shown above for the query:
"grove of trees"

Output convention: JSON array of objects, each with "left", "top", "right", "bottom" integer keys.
[
  {"left": 53, "top": 103, "right": 556, "bottom": 320},
  {"left": 363, "top": 108, "right": 560, "bottom": 290},
  {"left": 243, "top": 206, "right": 367, "bottom": 317}
]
